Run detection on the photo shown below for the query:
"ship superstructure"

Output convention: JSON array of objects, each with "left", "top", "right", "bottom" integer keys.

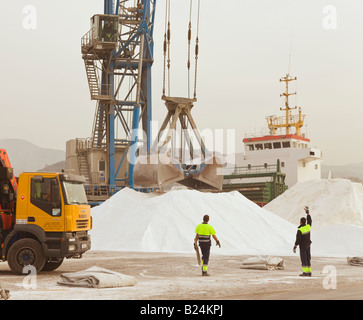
[{"left": 239, "top": 74, "right": 322, "bottom": 188}]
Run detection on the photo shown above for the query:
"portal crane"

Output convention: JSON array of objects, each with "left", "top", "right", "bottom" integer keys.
[
  {"left": 79, "top": 0, "right": 222, "bottom": 195},
  {"left": 81, "top": 0, "right": 155, "bottom": 192}
]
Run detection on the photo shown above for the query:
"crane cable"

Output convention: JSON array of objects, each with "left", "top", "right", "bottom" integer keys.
[
  {"left": 162, "top": 0, "right": 171, "bottom": 97},
  {"left": 188, "top": 0, "right": 201, "bottom": 99},
  {"left": 163, "top": 0, "right": 201, "bottom": 99},
  {"left": 193, "top": 0, "right": 200, "bottom": 99},
  {"left": 187, "top": 0, "right": 192, "bottom": 99}
]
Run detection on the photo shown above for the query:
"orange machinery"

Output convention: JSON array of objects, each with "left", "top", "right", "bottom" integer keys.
[{"left": 0, "top": 149, "right": 17, "bottom": 231}]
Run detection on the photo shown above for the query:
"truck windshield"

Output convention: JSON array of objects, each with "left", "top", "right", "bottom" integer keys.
[{"left": 62, "top": 181, "right": 88, "bottom": 205}]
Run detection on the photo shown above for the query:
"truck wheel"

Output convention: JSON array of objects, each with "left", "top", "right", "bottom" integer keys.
[
  {"left": 42, "top": 259, "right": 64, "bottom": 271},
  {"left": 7, "top": 238, "right": 46, "bottom": 275}
]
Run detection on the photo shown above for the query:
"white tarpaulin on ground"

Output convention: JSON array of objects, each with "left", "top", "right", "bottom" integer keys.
[
  {"left": 57, "top": 266, "right": 137, "bottom": 288},
  {"left": 240, "top": 256, "right": 284, "bottom": 270}
]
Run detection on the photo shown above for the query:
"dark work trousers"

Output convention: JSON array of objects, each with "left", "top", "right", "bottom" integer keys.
[
  {"left": 299, "top": 245, "right": 311, "bottom": 273},
  {"left": 199, "top": 242, "right": 211, "bottom": 272}
]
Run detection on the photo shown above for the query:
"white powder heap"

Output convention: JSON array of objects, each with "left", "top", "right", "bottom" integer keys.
[
  {"left": 90, "top": 188, "right": 296, "bottom": 256},
  {"left": 264, "top": 179, "right": 363, "bottom": 231},
  {"left": 90, "top": 179, "right": 363, "bottom": 257},
  {"left": 264, "top": 178, "right": 363, "bottom": 257}
]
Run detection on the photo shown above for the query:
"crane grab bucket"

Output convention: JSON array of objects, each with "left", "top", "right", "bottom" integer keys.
[
  {"left": 133, "top": 154, "right": 185, "bottom": 188},
  {"left": 177, "top": 156, "right": 224, "bottom": 190},
  {"left": 132, "top": 154, "right": 223, "bottom": 190},
  {"left": 132, "top": 97, "right": 223, "bottom": 191}
]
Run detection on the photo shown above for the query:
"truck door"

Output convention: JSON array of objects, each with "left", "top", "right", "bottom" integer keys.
[{"left": 29, "top": 176, "right": 64, "bottom": 232}]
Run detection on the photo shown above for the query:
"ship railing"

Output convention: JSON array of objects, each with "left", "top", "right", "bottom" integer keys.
[
  {"left": 233, "top": 163, "right": 278, "bottom": 175},
  {"left": 266, "top": 114, "right": 306, "bottom": 126}
]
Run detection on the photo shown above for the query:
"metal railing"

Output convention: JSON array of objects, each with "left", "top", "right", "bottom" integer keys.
[
  {"left": 76, "top": 138, "right": 93, "bottom": 152},
  {"left": 81, "top": 28, "right": 96, "bottom": 49},
  {"left": 82, "top": 27, "right": 118, "bottom": 50},
  {"left": 233, "top": 164, "right": 278, "bottom": 175},
  {"left": 85, "top": 184, "right": 154, "bottom": 200},
  {"left": 266, "top": 114, "right": 306, "bottom": 126}
]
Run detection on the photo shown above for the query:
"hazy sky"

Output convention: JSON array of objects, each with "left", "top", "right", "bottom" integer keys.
[{"left": 1, "top": 0, "right": 362, "bottom": 166}]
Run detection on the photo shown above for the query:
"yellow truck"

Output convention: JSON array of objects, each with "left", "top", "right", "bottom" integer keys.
[{"left": 0, "top": 150, "right": 91, "bottom": 274}]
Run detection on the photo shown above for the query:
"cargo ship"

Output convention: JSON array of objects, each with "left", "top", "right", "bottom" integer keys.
[{"left": 224, "top": 74, "right": 322, "bottom": 205}]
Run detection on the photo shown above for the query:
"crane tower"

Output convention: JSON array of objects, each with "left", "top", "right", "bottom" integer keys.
[{"left": 66, "top": 0, "right": 156, "bottom": 200}]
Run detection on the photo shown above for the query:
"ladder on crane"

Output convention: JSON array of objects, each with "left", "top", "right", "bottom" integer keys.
[
  {"left": 84, "top": 59, "right": 100, "bottom": 100},
  {"left": 91, "top": 102, "right": 107, "bottom": 148},
  {"left": 83, "top": 56, "right": 113, "bottom": 101}
]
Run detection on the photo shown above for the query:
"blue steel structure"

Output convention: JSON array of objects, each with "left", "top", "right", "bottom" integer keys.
[{"left": 82, "top": 0, "right": 156, "bottom": 193}]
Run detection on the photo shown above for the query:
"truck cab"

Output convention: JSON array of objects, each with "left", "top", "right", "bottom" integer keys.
[{"left": 1, "top": 172, "right": 92, "bottom": 274}]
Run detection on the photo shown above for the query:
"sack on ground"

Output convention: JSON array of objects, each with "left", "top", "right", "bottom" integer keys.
[
  {"left": 240, "top": 256, "right": 284, "bottom": 270},
  {"left": 57, "top": 266, "right": 137, "bottom": 288},
  {"left": 0, "top": 287, "right": 10, "bottom": 300},
  {"left": 347, "top": 257, "right": 363, "bottom": 266}
]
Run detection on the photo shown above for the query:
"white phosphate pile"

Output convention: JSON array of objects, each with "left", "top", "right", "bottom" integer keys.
[
  {"left": 91, "top": 188, "right": 296, "bottom": 256},
  {"left": 264, "top": 178, "right": 363, "bottom": 257},
  {"left": 265, "top": 179, "right": 363, "bottom": 231},
  {"left": 90, "top": 179, "right": 363, "bottom": 257}
]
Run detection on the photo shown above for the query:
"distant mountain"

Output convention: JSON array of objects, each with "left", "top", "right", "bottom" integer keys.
[
  {"left": 37, "top": 160, "right": 66, "bottom": 173},
  {"left": 0, "top": 139, "right": 65, "bottom": 176}
]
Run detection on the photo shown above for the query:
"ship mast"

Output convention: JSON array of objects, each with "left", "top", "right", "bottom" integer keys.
[
  {"left": 266, "top": 74, "right": 305, "bottom": 136},
  {"left": 280, "top": 74, "right": 296, "bottom": 135}
]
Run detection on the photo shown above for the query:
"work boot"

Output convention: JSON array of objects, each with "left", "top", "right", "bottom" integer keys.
[
  {"left": 202, "top": 272, "right": 210, "bottom": 276},
  {"left": 299, "top": 272, "right": 310, "bottom": 277}
]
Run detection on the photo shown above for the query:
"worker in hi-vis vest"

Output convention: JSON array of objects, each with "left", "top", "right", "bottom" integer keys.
[
  {"left": 194, "top": 215, "right": 221, "bottom": 276},
  {"left": 293, "top": 206, "right": 312, "bottom": 276}
]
